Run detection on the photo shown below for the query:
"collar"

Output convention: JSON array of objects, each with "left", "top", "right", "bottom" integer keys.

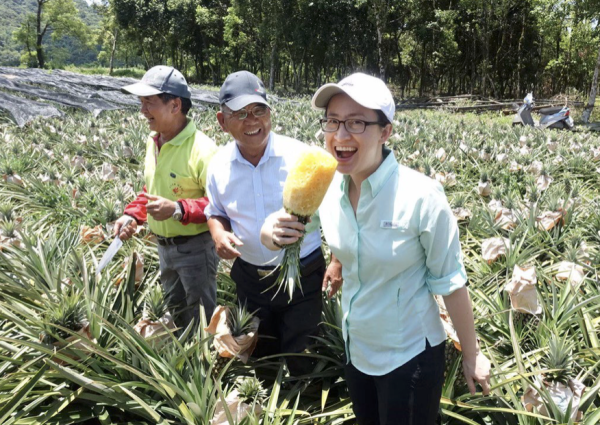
[
  {"left": 231, "top": 131, "right": 282, "bottom": 165},
  {"left": 340, "top": 147, "right": 397, "bottom": 198},
  {"left": 150, "top": 119, "right": 196, "bottom": 148}
]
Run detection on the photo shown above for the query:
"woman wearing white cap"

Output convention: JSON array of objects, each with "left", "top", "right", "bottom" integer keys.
[{"left": 261, "top": 73, "right": 490, "bottom": 424}]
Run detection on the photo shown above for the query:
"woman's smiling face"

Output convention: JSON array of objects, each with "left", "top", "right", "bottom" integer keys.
[{"left": 324, "top": 93, "right": 392, "bottom": 183}]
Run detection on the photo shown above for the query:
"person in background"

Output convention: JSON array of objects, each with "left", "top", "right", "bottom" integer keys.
[
  {"left": 261, "top": 73, "right": 491, "bottom": 424},
  {"left": 114, "top": 65, "right": 218, "bottom": 329}
]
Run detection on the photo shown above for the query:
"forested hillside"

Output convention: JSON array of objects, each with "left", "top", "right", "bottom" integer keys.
[
  {"left": 89, "top": 0, "right": 600, "bottom": 98},
  {"left": 0, "top": 0, "right": 100, "bottom": 67}
]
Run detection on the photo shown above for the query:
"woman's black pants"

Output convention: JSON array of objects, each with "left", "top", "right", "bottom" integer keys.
[{"left": 344, "top": 341, "right": 446, "bottom": 425}]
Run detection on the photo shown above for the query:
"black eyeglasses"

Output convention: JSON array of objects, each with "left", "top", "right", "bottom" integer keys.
[
  {"left": 224, "top": 105, "right": 270, "bottom": 120},
  {"left": 320, "top": 118, "right": 386, "bottom": 134}
]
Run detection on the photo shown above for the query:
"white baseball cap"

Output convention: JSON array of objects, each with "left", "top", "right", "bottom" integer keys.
[{"left": 311, "top": 73, "right": 395, "bottom": 123}]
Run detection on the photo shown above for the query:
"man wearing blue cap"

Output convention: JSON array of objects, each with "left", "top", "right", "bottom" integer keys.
[
  {"left": 205, "top": 71, "right": 334, "bottom": 376},
  {"left": 114, "top": 66, "right": 219, "bottom": 330}
]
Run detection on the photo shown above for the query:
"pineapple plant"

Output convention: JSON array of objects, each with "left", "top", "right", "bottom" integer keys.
[
  {"left": 40, "top": 291, "right": 88, "bottom": 346},
  {"left": 444, "top": 339, "right": 467, "bottom": 393},
  {"left": 0, "top": 202, "right": 16, "bottom": 221},
  {"left": 541, "top": 333, "right": 573, "bottom": 386},
  {"left": 273, "top": 145, "right": 337, "bottom": 299},
  {"left": 478, "top": 171, "right": 491, "bottom": 196},
  {"left": 523, "top": 333, "right": 585, "bottom": 421},
  {"left": 211, "top": 303, "right": 259, "bottom": 377},
  {"left": 236, "top": 376, "right": 267, "bottom": 406},
  {"left": 134, "top": 284, "right": 175, "bottom": 340},
  {"left": 143, "top": 284, "right": 168, "bottom": 321}
]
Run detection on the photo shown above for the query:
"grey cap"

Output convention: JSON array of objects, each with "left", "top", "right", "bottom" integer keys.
[
  {"left": 219, "top": 71, "right": 269, "bottom": 110},
  {"left": 121, "top": 66, "right": 191, "bottom": 99}
]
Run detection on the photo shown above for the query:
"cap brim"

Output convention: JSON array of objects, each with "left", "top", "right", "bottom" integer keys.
[
  {"left": 225, "top": 94, "right": 270, "bottom": 110},
  {"left": 120, "top": 82, "right": 163, "bottom": 97},
  {"left": 311, "top": 84, "right": 346, "bottom": 110}
]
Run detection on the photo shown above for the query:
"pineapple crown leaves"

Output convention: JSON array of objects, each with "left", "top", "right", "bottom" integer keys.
[
  {"left": 235, "top": 376, "right": 267, "bottom": 405},
  {"left": 0, "top": 203, "right": 15, "bottom": 221},
  {"left": 40, "top": 290, "right": 87, "bottom": 345},
  {"left": 541, "top": 333, "right": 574, "bottom": 385},
  {"left": 143, "top": 284, "right": 168, "bottom": 321},
  {"left": 228, "top": 303, "right": 258, "bottom": 338},
  {"left": 0, "top": 220, "right": 19, "bottom": 238},
  {"left": 451, "top": 193, "right": 467, "bottom": 209}
]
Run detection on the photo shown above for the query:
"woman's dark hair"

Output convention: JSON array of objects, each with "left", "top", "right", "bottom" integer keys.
[
  {"left": 375, "top": 109, "right": 390, "bottom": 126},
  {"left": 157, "top": 93, "right": 192, "bottom": 116}
]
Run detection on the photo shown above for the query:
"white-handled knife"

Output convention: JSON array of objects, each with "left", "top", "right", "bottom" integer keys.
[{"left": 96, "top": 217, "right": 133, "bottom": 276}]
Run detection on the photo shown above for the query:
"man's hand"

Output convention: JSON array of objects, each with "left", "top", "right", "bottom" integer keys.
[
  {"left": 213, "top": 228, "right": 243, "bottom": 260},
  {"left": 261, "top": 209, "right": 305, "bottom": 250},
  {"left": 462, "top": 350, "right": 491, "bottom": 396},
  {"left": 322, "top": 255, "right": 343, "bottom": 298},
  {"left": 145, "top": 194, "right": 176, "bottom": 221},
  {"left": 113, "top": 215, "right": 137, "bottom": 241}
]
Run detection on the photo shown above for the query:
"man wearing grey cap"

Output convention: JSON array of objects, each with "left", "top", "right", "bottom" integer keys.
[
  {"left": 113, "top": 65, "right": 219, "bottom": 330},
  {"left": 205, "top": 70, "right": 333, "bottom": 376}
]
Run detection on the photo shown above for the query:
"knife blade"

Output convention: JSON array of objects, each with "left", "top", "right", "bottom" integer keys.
[{"left": 96, "top": 217, "right": 133, "bottom": 276}]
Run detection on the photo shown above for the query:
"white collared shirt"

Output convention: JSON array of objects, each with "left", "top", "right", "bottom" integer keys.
[{"left": 206, "top": 132, "right": 321, "bottom": 266}]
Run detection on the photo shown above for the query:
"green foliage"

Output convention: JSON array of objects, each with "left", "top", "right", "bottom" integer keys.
[{"left": 3, "top": 0, "right": 100, "bottom": 68}]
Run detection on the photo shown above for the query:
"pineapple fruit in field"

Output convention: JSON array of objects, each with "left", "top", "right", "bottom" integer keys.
[
  {"left": 478, "top": 172, "right": 492, "bottom": 197},
  {"left": 116, "top": 252, "right": 145, "bottom": 287},
  {"left": 205, "top": 304, "right": 259, "bottom": 377},
  {"left": 481, "top": 237, "right": 510, "bottom": 264},
  {"left": 211, "top": 377, "right": 265, "bottom": 425},
  {"left": 134, "top": 284, "right": 175, "bottom": 340},
  {"left": 275, "top": 146, "right": 337, "bottom": 299},
  {"left": 556, "top": 244, "right": 587, "bottom": 285},
  {"left": 0, "top": 219, "right": 22, "bottom": 250},
  {"left": 236, "top": 376, "right": 267, "bottom": 406},
  {"left": 504, "top": 265, "right": 541, "bottom": 323},
  {"left": 40, "top": 291, "right": 96, "bottom": 362},
  {"left": 435, "top": 296, "right": 467, "bottom": 391},
  {"left": 522, "top": 334, "right": 585, "bottom": 421}
]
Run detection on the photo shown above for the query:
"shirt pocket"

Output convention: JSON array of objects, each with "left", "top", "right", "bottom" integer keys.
[{"left": 167, "top": 170, "right": 198, "bottom": 199}]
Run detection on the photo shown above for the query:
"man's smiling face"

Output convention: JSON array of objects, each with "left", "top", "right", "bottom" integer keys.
[{"left": 217, "top": 103, "right": 272, "bottom": 156}]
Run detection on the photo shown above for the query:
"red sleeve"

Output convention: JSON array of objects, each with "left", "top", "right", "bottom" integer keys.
[
  {"left": 179, "top": 197, "right": 209, "bottom": 225},
  {"left": 124, "top": 186, "right": 148, "bottom": 224}
]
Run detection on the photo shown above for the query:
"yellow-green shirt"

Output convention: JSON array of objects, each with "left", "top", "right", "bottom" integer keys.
[{"left": 144, "top": 119, "right": 217, "bottom": 237}]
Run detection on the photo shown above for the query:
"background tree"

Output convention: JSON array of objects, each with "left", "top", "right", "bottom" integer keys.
[{"left": 13, "top": 0, "right": 89, "bottom": 68}]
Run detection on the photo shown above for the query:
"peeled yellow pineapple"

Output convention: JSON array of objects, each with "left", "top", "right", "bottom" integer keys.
[
  {"left": 283, "top": 148, "right": 338, "bottom": 220},
  {"left": 273, "top": 146, "right": 337, "bottom": 300}
]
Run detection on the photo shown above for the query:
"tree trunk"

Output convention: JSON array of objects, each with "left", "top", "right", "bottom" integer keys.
[
  {"left": 516, "top": 13, "right": 525, "bottom": 97},
  {"left": 109, "top": 27, "right": 118, "bottom": 76},
  {"left": 269, "top": 41, "right": 277, "bottom": 91},
  {"left": 35, "top": 0, "right": 45, "bottom": 68},
  {"left": 582, "top": 43, "right": 600, "bottom": 124},
  {"left": 374, "top": 1, "right": 386, "bottom": 81}
]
